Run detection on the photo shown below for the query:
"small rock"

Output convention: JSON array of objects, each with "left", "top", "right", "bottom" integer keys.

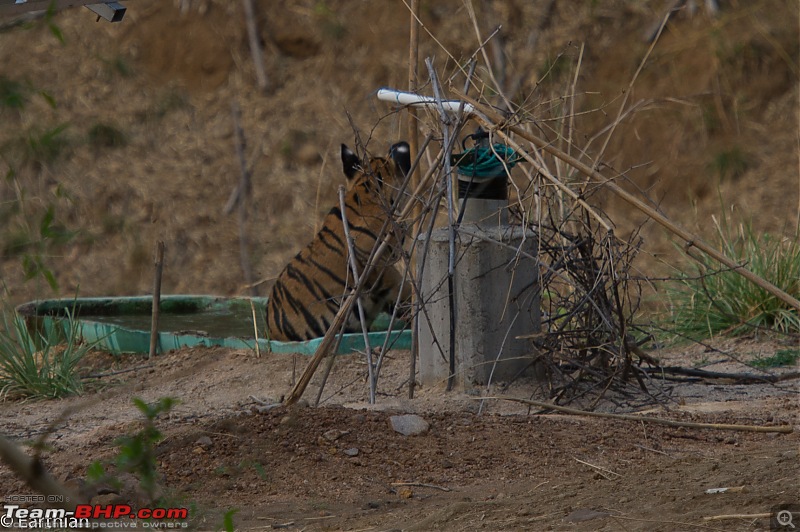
[
  {"left": 195, "top": 435, "right": 213, "bottom": 448},
  {"left": 781, "top": 450, "right": 798, "bottom": 461},
  {"left": 91, "top": 493, "right": 125, "bottom": 506},
  {"left": 389, "top": 414, "right": 429, "bottom": 436},
  {"left": 253, "top": 403, "right": 282, "bottom": 414},
  {"left": 323, "top": 429, "right": 350, "bottom": 442},
  {"left": 94, "top": 485, "right": 118, "bottom": 496},
  {"left": 397, "top": 486, "right": 413, "bottom": 499},
  {"left": 343, "top": 447, "right": 359, "bottom": 457}
]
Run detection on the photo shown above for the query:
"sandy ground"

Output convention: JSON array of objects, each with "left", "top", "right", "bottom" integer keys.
[{"left": 0, "top": 339, "right": 797, "bottom": 531}]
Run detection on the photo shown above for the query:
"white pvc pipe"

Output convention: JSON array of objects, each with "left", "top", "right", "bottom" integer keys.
[{"left": 377, "top": 87, "right": 476, "bottom": 115}]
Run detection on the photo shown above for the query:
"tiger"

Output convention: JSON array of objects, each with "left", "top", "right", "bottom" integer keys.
[{"left": 266, "top": 141, "right": 412, "bottom": 342}]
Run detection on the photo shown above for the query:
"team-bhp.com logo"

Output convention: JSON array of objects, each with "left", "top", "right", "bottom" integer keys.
[{"left": 2, "top": 504, "right": 189, "bottom": 528}]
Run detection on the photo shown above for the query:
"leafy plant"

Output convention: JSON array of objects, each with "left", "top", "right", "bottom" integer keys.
[
  {"left": 3, "top": 202, "right": 76, "bottom": 291},
  {"left": 751, "top": 348, "right": 800, "bottom": 369},
  {"left": 2, "top": 123, "right": 72, "bottom": 168},
  {"left": 220, "top": 508, "right": 238, "bottom": 532},
  {"left": 24, "top": 123, "right": 70, "bottom": 166},
  {"left": 44, "top": 2, "right": 65, "bottom": 43},
  {"left": 0, "top": 304, "right": 92, "bottom": 399},
  {"left": 710, "top": 146, "right": 750, "bottom": 180},
  {"left": 0, "top": 76, "right": 28, "bottom": 110},
  {"left": 88, "top": 397, "right": 177, "bottom": 504},
  {"left": 666, "top": 218, "right": 800, "bottom": 339}
]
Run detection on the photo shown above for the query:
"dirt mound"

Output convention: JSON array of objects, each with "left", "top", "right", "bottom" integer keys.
[{"left": 0, "top": 346, "right": 796, "bottom": 530}]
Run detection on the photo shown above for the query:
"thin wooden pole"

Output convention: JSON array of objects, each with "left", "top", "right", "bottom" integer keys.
[
  {"left": 338, "top": 185, "right": 376, "bottom": 403},
  {"left": 148, "top": 240, "right": 165, "bottom": 359},
  {"left": 232, "top": 100, "right": 257, "bottom": 296},
  {"left": 407, "top": 0, "right": 420, "bottom": 400}
]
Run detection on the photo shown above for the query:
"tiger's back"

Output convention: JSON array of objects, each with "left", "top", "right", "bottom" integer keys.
[{"left": 266, "top": 142, "right": 411, "bottom": 342}]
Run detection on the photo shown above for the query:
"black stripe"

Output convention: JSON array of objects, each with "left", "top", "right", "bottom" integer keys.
[
  {"left": 313, "top": 279, "right": 341, "bottom": 315},
  {"left": 277, "top": 281, "right": 325, "bottom": 339},
  {"left": 280, "top": 313, "right": 300, "bottom": 341},
  {"left": 269, "top": 291, "right": 298, "bottom": 340},
  {"left": 307, "top": 257, "right": 348, "bottom": 287},
  {"left": 299, "top": 305, "right": 325, "bottom": 338},
  {"left": 318, "top": 226, "right": 345, "bottom": 254},
  {"left": 269, "top": 283, "right": 288, "bottom": 317},
  {"left": 312, "top": 279, "right": 338, "bottom": 307},
  {"left": 348, "top": 224, "right": 379, "bottom": 241},
  {"left": 328, "top": 205, "right": 343, "bottom": 220},
  {"left": 268, "top": 293, "right": 281, "bottom": 327},
  {"left": 276, "top": 281, "right": 303, "bottom": 314},
  {"left": 344, "top": 201, "right": 362, "bottom": 219},
  {"left": 286, "top": 264, "right": 322, "bottom": 300}
]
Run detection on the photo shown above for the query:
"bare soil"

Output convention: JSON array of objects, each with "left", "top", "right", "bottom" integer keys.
[
  {"left": 0, "top": 1, "right": 799, "bottom": 530},
  {"left": 0, "top": 341, "right": 798, "bottom": 531}
]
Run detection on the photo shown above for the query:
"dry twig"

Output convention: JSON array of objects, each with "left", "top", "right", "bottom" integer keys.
[{"left": 475, "top": 396, "right": 794, "bottom": 433}]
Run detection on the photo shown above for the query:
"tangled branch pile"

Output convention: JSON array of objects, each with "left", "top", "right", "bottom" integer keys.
[{"left": 389, "top": 84, "right": 655, "bottom": 405}]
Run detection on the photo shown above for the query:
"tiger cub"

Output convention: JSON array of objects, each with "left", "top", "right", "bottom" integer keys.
[{"left": 266, "top": 141, "right": 412, "bottom": 342}]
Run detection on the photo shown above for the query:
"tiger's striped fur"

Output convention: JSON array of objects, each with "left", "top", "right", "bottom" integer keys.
[{"left": 266, "top": 142, "right": 412, "bottom": 342}]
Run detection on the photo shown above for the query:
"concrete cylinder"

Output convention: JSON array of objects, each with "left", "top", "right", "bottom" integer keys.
[{"left": 417, "top": 221, "right": 541, "bottom": 388}]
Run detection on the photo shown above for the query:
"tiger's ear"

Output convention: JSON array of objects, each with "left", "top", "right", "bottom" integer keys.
[
  {"left": 390, "top": 141, "right": 411, "bottom": 176},
  {"left": 341, "top": 144, "right": 360, "bottom": 179}
]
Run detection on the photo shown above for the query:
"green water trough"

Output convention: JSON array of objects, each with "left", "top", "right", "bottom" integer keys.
[{"left": 15, "top": 295, "right": 411, "bottom": 355}]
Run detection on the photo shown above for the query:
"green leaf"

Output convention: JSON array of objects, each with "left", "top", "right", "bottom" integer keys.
[
  {"left": 39, "top": 205, "right": 55, "bottom": 237},
  {"left": 86, "top": 460, "right": 105, "bottom": 481},
  {"left": 222, "top": 509, "right": 238, "bottom": 532},
  {"left": 42, "top": 268, "right": 58, "bottom": 291},
  {"left": 45, "top": 1, "right": 64, "bottom": 44},
  {"left": 39, "top": 90, "right": 57, "bottom": 109}
]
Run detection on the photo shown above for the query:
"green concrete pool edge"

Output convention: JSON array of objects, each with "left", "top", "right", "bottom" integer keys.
[{"left": 15, "top": 295, "right": 411, "bottom": 356}]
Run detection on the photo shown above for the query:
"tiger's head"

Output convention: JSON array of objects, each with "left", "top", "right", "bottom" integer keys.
[
  {"left": 340, "top": 141, "right": 411, "bottom": 209},
  {"left": 338, "top": 141, "right": 411, "bottom": 263}
]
